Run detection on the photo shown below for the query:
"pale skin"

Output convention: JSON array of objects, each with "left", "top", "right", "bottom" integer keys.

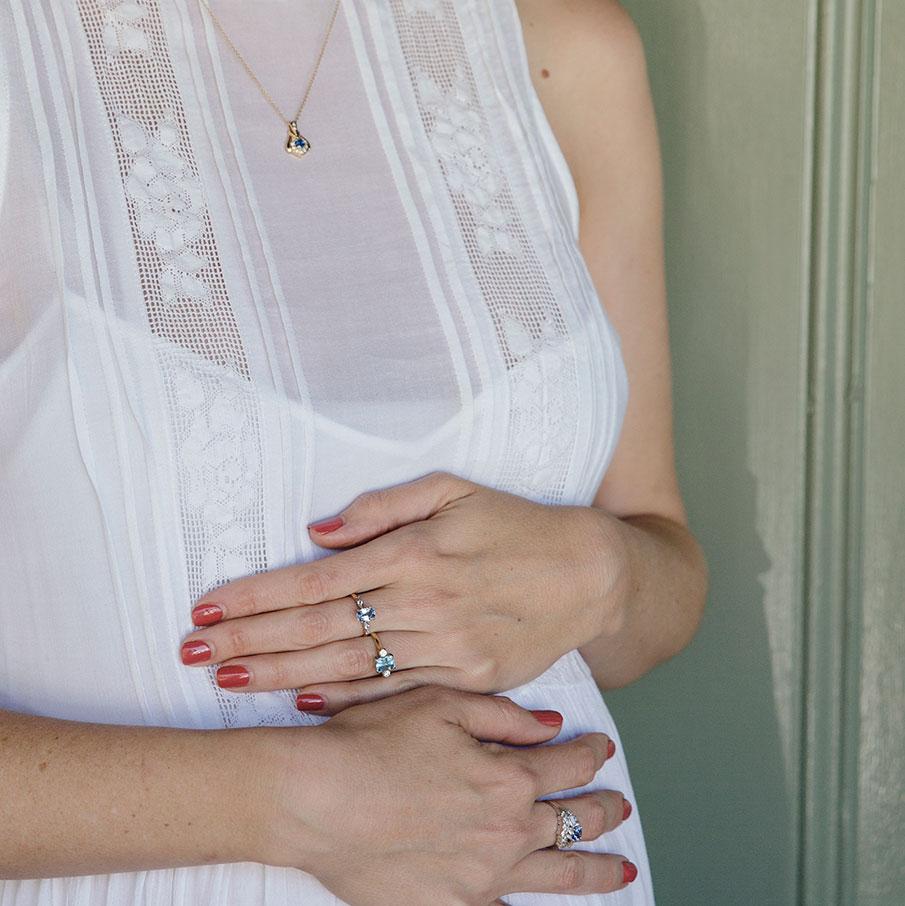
[{"left": 1, "top": 0, "right": 707, "bottom": 901}]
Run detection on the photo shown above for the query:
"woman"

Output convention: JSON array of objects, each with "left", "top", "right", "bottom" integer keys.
[{"left": 0, "top": 0, "right": 707, "bottom": 902}]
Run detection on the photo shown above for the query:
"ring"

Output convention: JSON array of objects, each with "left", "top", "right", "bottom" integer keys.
[
  {"left": 350, "top": 592, "right": 376, "bottom": 635},
  {"left": 370, "top": 630, "right": 396, "bottom": 677},
  {"left": 543, "top": 801, "right": 583, "bottom": 850}
]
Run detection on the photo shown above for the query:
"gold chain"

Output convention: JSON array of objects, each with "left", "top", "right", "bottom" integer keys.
[{"left": 197, "top": 0, "right": 341, "bottom": 127}]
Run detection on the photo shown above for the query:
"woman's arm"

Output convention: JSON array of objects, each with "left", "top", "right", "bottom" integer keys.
[
  {"left": 0, "top": 707, "right": 277, "bottom": 879},
  {"left": 0, "top": 691, "right": 637, "bottom": 900},
  {"left": 518, "top": 0, "right": 710, "bottom": 689}
]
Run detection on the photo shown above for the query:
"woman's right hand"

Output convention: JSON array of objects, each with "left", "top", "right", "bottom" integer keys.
[{"left": 256, "top": 685, "right": 636, "bottom": 905}]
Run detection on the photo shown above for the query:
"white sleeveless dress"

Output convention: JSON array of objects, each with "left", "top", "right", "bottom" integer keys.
[{"left": 0, "top": 0, "right": 655, "bottom": 902}]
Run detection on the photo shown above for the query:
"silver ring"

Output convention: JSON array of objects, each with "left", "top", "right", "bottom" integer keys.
[
  {"left": 543, "top": 802, "right": 583, "bottom": 849},
  {"left": 350, "top": 592, "right": 376, "bottom": 636}
]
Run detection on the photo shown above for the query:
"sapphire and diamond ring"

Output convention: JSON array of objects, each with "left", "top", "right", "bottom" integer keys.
[
  {"left": 350, "top": 592, "right": 376, "bottom": 636},
  {"left": 544, "top": 802, "right": 583, "bottom": 850},
  {"left": 369, "top": 631, "right": 396, "bottom": 678}
]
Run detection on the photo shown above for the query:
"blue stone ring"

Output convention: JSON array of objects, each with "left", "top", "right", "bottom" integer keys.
[
  {"left": 369, "top": 631, "right": 396, "bottom": 678},
  {"left": 350, "top": 592, "right": 376, "bottom": 636},
  {"left": 544, "top": 802, "right": 583, "bottom": 850}
]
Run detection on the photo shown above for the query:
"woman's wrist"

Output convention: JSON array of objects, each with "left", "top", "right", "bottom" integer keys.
[
  {"left": 239, "top": 723, "right": 337, "bottom": 873},
  {"left": 571, "top": 504, "right": 633, "bottom": 648}
]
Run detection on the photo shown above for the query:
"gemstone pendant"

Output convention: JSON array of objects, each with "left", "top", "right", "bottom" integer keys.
[{"left": 286, "top": 120, "right": 310, "bottom": 157}]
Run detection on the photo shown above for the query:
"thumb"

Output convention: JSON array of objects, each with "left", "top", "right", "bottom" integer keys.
[
  {"left": 306, "top": 470, "right": 476, "bottom": 547},
  {"left": 452, "top": 691, "right": 565, "bottom": 746}
]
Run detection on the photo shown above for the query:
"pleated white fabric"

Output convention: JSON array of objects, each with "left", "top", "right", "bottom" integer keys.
[{"left": 0, "top": 0, "right": 654, "bottom": 902}]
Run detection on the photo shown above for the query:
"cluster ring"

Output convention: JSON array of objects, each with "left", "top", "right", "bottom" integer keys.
[
  {"left": 370, "top": 630, "right": 396, "bottom": 678},
  {"left": 543, "top": 801, "right": 583, "bottom": 850}
]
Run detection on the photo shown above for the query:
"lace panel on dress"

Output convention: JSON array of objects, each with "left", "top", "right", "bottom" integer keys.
[
  {"left": 391, "top": 0, "right": 581, "bottom": 504},
  {"left": 76, "top": 0, "right": 307, "bottom": 728}
]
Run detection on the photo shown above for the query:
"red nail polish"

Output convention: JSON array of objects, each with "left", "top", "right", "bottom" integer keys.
[
  {"left": 623, "top": 798, "right": 632, "bottom": 821},
  {"left": 192, "top": 603, "right": 223, "bottom": 626},
  {"left": 607, "top": 738, "right": 616, "bottom": 759},
  {"left": 217, "top": 665, "right": 250, "bottom": 687},
  {"left": 308, "top": 516, "right": 343, "bottom": 533},
  {"left": 622, "top": 860, "right": 638, "bottom": 884},
  {"left": 296, "top": 693, "right": 326, "bottom": 711},
  {"left": 530, "top": 709, "right": 563, "bottom": 727},
  {"left": 181, "top": 640, "right": 212, "bottom": 664}
]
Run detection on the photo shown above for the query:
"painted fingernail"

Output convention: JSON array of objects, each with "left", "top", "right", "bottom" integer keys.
[
  {"left": 622, "top": 860, "right": 638, "bottom": 884},
  {"left": 296, "top": 693, "right": 326, "bottom": 711},
  {"left": 192, "top": 603, "right": 223, "bottom": 626},
  {"left": 308, "top": 516, "right": 343, "bottom": 533},
  {"left": 623, "top": 798, "right": 632, "bottom": 821},
  {"left": 530, "top": 709, "right": 563, "bottom": 727},
  {"left": 217, "top": 665, "right": 250, "bottom": 687},
  {"left": 607, "top": 738, "right": 617, "bottom": 759},
  {"left": 181, "top": 640, "right": 212, "bottom": 664}
]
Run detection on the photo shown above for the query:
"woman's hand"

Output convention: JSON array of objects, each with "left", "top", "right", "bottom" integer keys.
[
  {"left": 260, "top": 686, "right": 636, "bottom": 904},
  {"left": 179, "top": 471, "right": 627, "bottom": 712}
]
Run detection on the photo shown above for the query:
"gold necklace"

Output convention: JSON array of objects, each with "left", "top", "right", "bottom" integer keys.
[{"left": 198, "top": 0, "right": 341, "bottom": 157}]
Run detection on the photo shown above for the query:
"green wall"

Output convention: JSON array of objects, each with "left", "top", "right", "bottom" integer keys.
[{"left": 607, "top": 2, "right": 905, "bottom": 903}]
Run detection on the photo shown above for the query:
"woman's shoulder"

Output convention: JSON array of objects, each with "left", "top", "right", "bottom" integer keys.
[{"left": 512, "top": 0, "right": 651, "bottom": 202}]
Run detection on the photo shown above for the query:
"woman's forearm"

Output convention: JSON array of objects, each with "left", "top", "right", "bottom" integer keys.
[
  {"left": 0, "top": 707, "right": 289, "bottom": 880},
  {"left": 578, "top": 510, "right": 709, "bottom": 690}
]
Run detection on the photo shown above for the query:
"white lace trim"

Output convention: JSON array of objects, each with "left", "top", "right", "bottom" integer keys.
[
  {"left": 78, "top": 0, "right": 307, "bottom": 728},
  {"left": 391, "top": 0, "right": 580, "bottom": 503}
]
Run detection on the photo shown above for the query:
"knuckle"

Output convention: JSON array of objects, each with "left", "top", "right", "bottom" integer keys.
[
  {"left": 266, "top": 659, "right": 291, "bottom": 690},
  {"left": 337, "top": 642, "right": 372, "bottom": 678},
  {"left": 222, "top": 623, "right": 250, "bottom": 656},
  {"left": 557, "top": 852, "right": 587, "bottom": 892},
  {"left": 574, "top": 741, "right": 600, "bottom": 786},
  {"left": 293, "top": 607, "right": 330, "bottom": 648},
  {"left": 584, "top": 797, "right": 610, "bottom": 836},
  {"left": 294, "top": 568, "right": 327, "bottom": 604},
  {"left": 495, "top": 759, "right": 536, "bottom": 800}
]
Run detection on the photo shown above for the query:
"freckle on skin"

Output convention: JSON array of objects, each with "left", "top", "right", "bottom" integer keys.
[
  {"left": 38, "top": 761, "right": 48, "bottom": 771},
  {"left": 541, "top": 67, "right": 550, "bottom": 78}
]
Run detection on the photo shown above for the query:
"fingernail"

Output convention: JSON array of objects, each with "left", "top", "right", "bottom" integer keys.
[
  {"left": 530, "top": 709, "right": 563, "bottom": 727},
  {"left": 181, "top": 640, "right": 212, "bottom": 664},
  {"left": 623, "top": 798, "right": 632, "bottom": 821},
  {"left": 622, "top": 860, "right": 638, "bottom": 884},
  {"left": 308, "top": 516, "right": 343, "bottom": 533},
  {"left": 217, "top": 665, "right": 250, "bottom": 687},
  {"left": 296, "top": 693, "right": 326, "bottom": 711},
  {"left": 607, "top": 738, "right": 616, "bottom": 759},
  {"left": 192, "top": 603, "right": 223, "bottom": 626}
]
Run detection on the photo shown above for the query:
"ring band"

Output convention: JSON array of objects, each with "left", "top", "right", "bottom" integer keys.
[
  {"left": 543, "top": 801, "right": 583, "bottom": 849},
  {"left": 350, "top": 592, "right": 376, "bottom": 635},
  {"left": 370, "top": 630, "right": 396, "bottom": 677}
]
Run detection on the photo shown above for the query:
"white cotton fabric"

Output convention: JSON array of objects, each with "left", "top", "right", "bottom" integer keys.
[{"left": 0, "top": 0, "right": 654, "bottom": 902}]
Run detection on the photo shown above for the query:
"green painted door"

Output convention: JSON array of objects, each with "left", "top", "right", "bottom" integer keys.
[{"left": 608, "top": 2, "right": 905, "bottom": 904}]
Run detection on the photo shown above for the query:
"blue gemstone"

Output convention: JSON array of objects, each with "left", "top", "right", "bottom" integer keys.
[
  {"left": 294, "top": 138, "right": 306, "bottom": 147},
  {"left": 356, "top": 606, "right": 376, "bottom": 624},
  {"left": 375, "top": 651, "right": 395, "bottom": 674}
]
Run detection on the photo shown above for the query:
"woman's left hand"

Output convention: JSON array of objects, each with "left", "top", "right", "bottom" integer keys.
[{"left": 179, "top": 471, "right": 628, "bottom": 713}]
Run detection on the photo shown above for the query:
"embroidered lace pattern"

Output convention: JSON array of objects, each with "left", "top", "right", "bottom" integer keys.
[
  {"left": 76, "top": 0, "right": 306, "bottom": 728},
  {"left": 392, "top": 0, "right": 581, "bottom": 503}
]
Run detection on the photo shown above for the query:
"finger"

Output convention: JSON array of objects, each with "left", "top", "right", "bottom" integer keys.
[
  {"left": 211, "top": 631, "right": 433, "bottom": 693},
  {"left": 306, "top": 470, "right": 477, "bottom": 547},
  {"left": 515, "top": 732, "right": 613, "bottom": 797},
  {"left": 181, "top": 597, "right": 381, "bottom": 665},
  {"left": 504, "top": 850, "right": 638, "bottom": 896},
  {"left": 189, "top": 531, "right": 405, "bottom": 624},
  {"left": 294, "top": 665, "right": 469, "bottom": 714},
  {"left": 527, "top": 791, "right": 627, "bottom": 853},
  {"left": 449, "top": 691, "right": 566, "bottom": 747}
]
